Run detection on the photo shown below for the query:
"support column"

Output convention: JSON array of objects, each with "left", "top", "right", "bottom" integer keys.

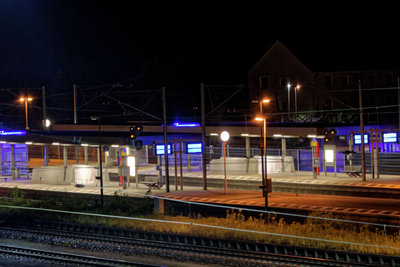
[
  {"left": 0, "top": 146, "right": 2, "bottom": 176},
  {"left": 63, "top": 146, "right": 68, "bottom": 181},
  {"left": 43, "top": 145, "right": 49, "bottom": 166},
  {"left": 187, "top": 154, "right": 191, "bottom": 172},
  {"left": 11, "top": 144, "right": 16, "bottom": 181},
  {"left": 281, "top": 138, "right": 286, "bottom": 173},
  {"left": 84, "top": 146, "right": 89, "bottom": 165}
]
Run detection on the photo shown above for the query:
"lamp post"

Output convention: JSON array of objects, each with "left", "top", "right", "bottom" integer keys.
[
  {"left": 220, "top": 131, "right": 230, "bottom": 193},
  {"left": 287, "top": 83, "right": 291, "bottom": 113},
  {"left": 295, "top": 84, "right": 300, "bottom": 114},
  {"left": 91, "top": 116, "right": 103, "bottom": 208},
  {"left": 255, "top": 116, "right": 268, "bottom": 209},
  {"left": 19, "top": 97, "right": 33, "bottom": 130}
]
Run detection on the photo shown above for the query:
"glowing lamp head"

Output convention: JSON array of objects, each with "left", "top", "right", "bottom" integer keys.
[
  {"left": 220, "top": 131, "right": 230, "bottom": 142},
  {"left": 19, "top": 97, "right": 33, "bottom": 102},
  {"left": 255, "top": 117, "right": 264, "bottom": 121},
  {"left": 43, "top": 119, "right": 51, "bottom": 128},
  {"left": 262, "top": 99, "right": 270, "bottom": 103}
]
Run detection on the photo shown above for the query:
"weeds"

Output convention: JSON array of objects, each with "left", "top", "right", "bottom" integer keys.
[{"left": 0, "top": 188, "right": 399, "bottom": 256}]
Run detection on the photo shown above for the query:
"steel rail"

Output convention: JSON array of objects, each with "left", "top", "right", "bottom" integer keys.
[
  {"left": 0, "top": 243, "right": 157, "bottom": 267},
  {"left": 0, "top": 224, "right": 390, "bottom": 267}
]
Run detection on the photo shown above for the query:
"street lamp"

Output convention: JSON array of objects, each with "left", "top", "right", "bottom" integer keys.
[
  {"left": 255, "top": 116, "right": 268, "bottom": 210},
  {"left": 19, "top": 97, "right": 33, "bottom": 130},
  {"left": 287, "top": 83, "right": 291, "bottom": 113},
  {"left": 91, "top": 116, "right": 103, "bottom": 208},
  {"left": 295, "top": 84, "right": 300, "bottom": 114},
  {"left": 220, "top": 131, "right": 230, "bottom": 193}
]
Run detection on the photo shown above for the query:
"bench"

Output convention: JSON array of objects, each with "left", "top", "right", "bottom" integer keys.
[
  {"left": 142, "top": 176, "right": 165, "bottom": 194},
  {"left": 344, "top": 165, "right": 362, "bottom": 177}
]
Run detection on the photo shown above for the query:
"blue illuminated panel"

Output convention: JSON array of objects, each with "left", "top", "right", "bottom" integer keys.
[
  {"left": 0, "top": 130, "right": 26, "bottom": 136},
  {"left": 383, "top": 132, "right": 398, "bottom": 143},
  {"left": 155, "top": 144, "right": 172, "bottom": 155},
  {"left": 187, "top": 143, "right": 202, "bottom": 154},
  {"left": 354, "top": 134, "right": 369, "bottom": 145},
  {"left": 173, "top": 122, "right": 200, "bottom": 127}
]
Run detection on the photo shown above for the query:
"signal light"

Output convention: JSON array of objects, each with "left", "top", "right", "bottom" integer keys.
[{"left": 129, "top": 125, "right": 143, "bottom": 140}]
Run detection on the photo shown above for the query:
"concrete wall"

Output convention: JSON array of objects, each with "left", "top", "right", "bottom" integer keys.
[
  {"left": 32, "top": 165, "right": 109, "bottom": 185},
  {"left": 210, "top": 156, "right": 294, "bottom": 174}
]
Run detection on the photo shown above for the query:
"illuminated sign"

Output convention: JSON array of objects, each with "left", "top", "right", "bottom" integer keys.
[
  {"left": 354, "top": 134, "right": 369, "bottom": 145},
  {"left": 0, "top": 130, "right": 26, "bottom": 136},
  {"left": 127, "top": 156, "right": 136, "bottom": 176},
  {"left": 383, "top": 132, "right": 398, "bottom": 143},
  {"left": 186, "top": 143, "right": 202, "bottom": 154},
  {"left": 173, "top": 122, "right": 200, "bottom": 127},
  {"left": 324, "top": 149, "right": 334, "bottom": 163},
  {"left": 155, "top": 144, "right": 172, "bottom": 155}
]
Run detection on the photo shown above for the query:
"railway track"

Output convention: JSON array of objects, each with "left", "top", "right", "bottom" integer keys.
[
  {"left": 1, "top": 221, "right": 397, "bottom": 267},
  {"left": 0, "top": 243, "right": 157, "bottom": 266}
]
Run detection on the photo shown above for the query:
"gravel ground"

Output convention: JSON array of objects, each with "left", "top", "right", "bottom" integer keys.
[
  {"left": 0, "top": 230, "right": 297, "bottom": 266},
  {"left": 0, "top": 238, "right": 220, "bottom": 267}
]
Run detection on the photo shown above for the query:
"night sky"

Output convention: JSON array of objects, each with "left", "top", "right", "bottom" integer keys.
[{"left": 0, "top": 1, "right": 398, "bottom": 128}]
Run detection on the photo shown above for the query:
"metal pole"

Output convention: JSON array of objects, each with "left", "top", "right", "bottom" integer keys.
[
  {"left": 73, "top": 84, "right": 78, "bottom": 124},
  {"left": 11, "top": 144, "right": 15, "bottom": 181},
  {"left": 174, "top": 137, "right": 178, "bottom": 191},
  {"left": 24, "top": 100, "right": 29, "bottom": 130},
  {"left": 223, "top": 141, "right": 227, "bottom": 193},
  {"left": 371, "top": 131, "right": 375, "bottom": 179},
  {"left": 376, "top": 129, "right": 380, "bottom": 179},
  {"left": 43, "top": 145, "right": 48, "bottom": 166},
  {"left": 42, "top": 86, "right": 46, "bottom": 126},
  {"left": 264, "top": 119, "right": 268, "bottom": 210},
  {"left": 162, "top": 86, "right": 170, "bottom": 192},
  {"left": 98, "top": 119, "right": 104, "bottom": 208},
  {"left": 295, "top": 86, "right": 298, "bottom": 114},
  {"left": 398, "top": 77, "right": 400, "bottom": 131},
  {"left": 359, "top": 80, "right": 366, "bottom": 181},
  {"left": 201, "top": 83, "right": 207, "bottom": 190},
  {"left": 259, "top": 101, "right": 265, "bottom": 192},
  {"left": 179, "top": 137, "right": 183, "bottom": 190},
  {"left": 287, "top": 84, "right": 291, "bottom": 113},
  {"left": 63, "top": 146, "right": 67, "bottom": 181}
]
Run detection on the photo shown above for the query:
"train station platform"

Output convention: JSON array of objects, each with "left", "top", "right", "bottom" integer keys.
[
  {"left": 136, "top": 166, "right": 400, "bottom": 199},
  {"left": 0, "top": 166, "right": 400, "bottom": 223}
]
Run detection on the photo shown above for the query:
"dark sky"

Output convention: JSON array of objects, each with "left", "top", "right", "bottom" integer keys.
[{"left": 0, "top": 1, "right": 398, "bottom": 126}]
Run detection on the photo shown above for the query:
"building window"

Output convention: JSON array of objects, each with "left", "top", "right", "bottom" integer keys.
[
  {"left": 386, "top": 73, "right": 393, "bottom": 85},
  {"left": 259, "top": 76, "right": 269, "bottom": 89},
  {"left": 369, "top": 75, "right": 376, "bottom": 86},
  {"left": 341, "top": 76, "right": 349, "bottom": 88},
  {"left": 325, "top": 76, "right": 332, "bottom": 88},
  {"left": 280, "top": 77, "right": 287, "bottom": 88}
]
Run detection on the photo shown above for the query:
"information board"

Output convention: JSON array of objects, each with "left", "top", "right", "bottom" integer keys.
[
  {"left": 186, "top": 143, "right": 202, "bottom": 154},
  {"left": 354, "top": 134, "right": 369, "bottom": 145}
]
